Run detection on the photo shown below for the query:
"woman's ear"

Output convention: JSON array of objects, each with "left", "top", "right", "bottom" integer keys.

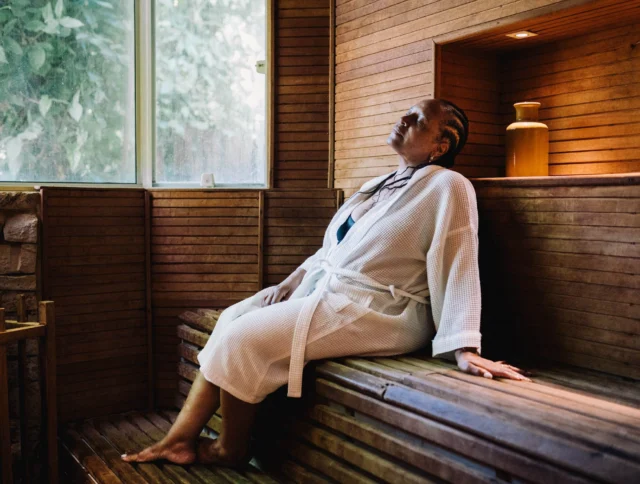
[{"left": 433, "top": 138, "right": 450, "bottom": 160}]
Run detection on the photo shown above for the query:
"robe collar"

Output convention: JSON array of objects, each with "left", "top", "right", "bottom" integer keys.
[{"left": 329, "top": 163, "right": 445, "bottom": 255}]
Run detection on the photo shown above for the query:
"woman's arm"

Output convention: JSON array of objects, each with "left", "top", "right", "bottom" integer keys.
[
  {"left": 426, "top": 179, "right": 483, "bottom": 358},
  {"left": 426, "top": 176, "right": 528, "bottom": 381},
  {"left": 261, "top": 266, "right": 307, "bottom": 306},
  {"left": 262, "top": 243, "right": 325, "bottom": 306}
]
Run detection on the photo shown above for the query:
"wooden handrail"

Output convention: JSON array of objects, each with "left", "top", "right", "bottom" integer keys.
[{"left": 0, "top": 298, "right": 58, "bottom": 484}]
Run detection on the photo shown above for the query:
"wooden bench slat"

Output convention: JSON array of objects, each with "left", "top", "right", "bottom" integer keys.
[
  {"left": 399, "top": 356, "right": 640, "bottom": 430},
  {"left": 383, "top": 383, "right": 639, "bottom": 483},
  {"left": 178, "top": 311, "right": 219, "bottom": 333},
  {"left": 307, "top": 404, "right": 498, "bottom": 484},
  {"left": 353, "top": 357, "right": 640, "bottom": 458},
  {"left": 320, "top": 361, "right": 640, "bottom": 481},
  {"left": 279, "top": 460, "right": 332, "bottom": 484},
  {"left": 293, "top": 419, "right": 437, "bottom": 484},
  {"left": 316, "top": 379, "right": 592, "bottom": 484},
  {"left": 179, "top": 342, "right": 200, "bottom": 366},
  {"left": 177, "top": 325, "right": 210, "bottom": 348},
  {"left": 534, "top": 367, "right": 640, "bottom": 407},
  {"left": 415, "top": 373, "right": 640, "bottom": 458},
  {"left": 287, "top": 440, "right": 377, "bottom": 484}
]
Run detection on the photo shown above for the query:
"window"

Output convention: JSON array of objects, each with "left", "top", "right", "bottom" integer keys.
[
  {"left": 155, "top": 0, "right": 267, "bottom": 186},
  {"left": 0, "top": 0, "right": 136, "bottom": 183},
  {"left": 0, "top": 0, "right": 268, "bottom": 187}
]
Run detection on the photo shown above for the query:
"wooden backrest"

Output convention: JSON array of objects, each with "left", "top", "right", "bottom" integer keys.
[{"left": 473, "top": 175, "right": 640, "bottom": 380}]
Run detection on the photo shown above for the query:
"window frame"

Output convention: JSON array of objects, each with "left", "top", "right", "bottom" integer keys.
[{"left": 0, "top": 0, "right": 274, "bottom": 190}]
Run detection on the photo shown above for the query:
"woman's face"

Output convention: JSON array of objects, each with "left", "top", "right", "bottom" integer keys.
[{"left": 387, "top": 100, "right": 448, "bottom": 165}]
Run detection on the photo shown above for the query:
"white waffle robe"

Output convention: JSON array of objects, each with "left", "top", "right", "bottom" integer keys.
[{"left": 197, "top": 164, "right": 483, "bottom": 403}]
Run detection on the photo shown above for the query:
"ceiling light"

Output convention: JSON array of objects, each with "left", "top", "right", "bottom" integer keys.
[{"left": 506, "top": 31, "right": 538, "bottom": 39}]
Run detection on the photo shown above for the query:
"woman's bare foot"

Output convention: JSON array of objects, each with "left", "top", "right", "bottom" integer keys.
[
  {"left": 121, "top": 438, "right": 196, "bottom": 464},
  {"left": 196, "top": 437, "right": 251, "bottom": 468}
]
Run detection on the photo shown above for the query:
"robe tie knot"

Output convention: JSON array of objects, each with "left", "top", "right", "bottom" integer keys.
[{"left": 287, "top": 258, "right": 430, "bottom": 399}]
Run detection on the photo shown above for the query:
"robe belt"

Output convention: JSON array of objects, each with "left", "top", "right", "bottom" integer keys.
[{"left": 286, "top": 258, "right": 430, "bottom": 398}]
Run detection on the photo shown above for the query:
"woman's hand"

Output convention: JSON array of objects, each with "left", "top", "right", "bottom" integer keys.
[
  {"left": 455, "top": 349, "right": 531, "bottom": 382},
  {"left": 261, "top": 268, "right": 306, "bottom": 307}
]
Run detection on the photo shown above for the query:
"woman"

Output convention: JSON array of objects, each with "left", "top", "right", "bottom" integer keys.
[{"left": 122, "top": 98, "right": 530, "bottom": 467}]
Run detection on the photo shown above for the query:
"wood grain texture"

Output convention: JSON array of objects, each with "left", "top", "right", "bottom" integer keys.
[
  {"left": 276, "top": 0, "right": 331, "bottom": 189},
  {"left": 263, "top": 190, "right": 338, "bottom": 286},
  {"left": 332, "top": 0, "right": 640, "bottom": 195},
  {"left": 168, "top": 301, "right": 640, "bottom": 483},
  {"left": 472, "top": 176, "right": 640, "bottom": 379},
  {"left": 500, "top": 21, "right": 640, "bottom": 176},
  {"left": 149, "top": 188, "right": 338, "bottom": 405},
  {"left": 150, "top": 190, "right": 261, "bottom": 406},
  {"left": 41, "top": 188, "right": 148, "bottom": 422}
]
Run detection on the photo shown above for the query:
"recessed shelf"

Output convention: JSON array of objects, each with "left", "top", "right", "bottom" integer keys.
[{"left": 435, "top": 0, "right": 640, "bottom": 179}]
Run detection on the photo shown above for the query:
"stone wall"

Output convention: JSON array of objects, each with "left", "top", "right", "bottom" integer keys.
[{"left": 0, "top": 192, "right": 41, "bottom": 482}]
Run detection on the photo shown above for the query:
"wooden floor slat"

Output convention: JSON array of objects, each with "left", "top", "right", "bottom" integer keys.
[
  {"left": 76, "top": 423, "right": 150, "bottom": 484},
  {"left": 93, "top": 418, "right": 174, "bottom": 484},
  {"left": 61, "top": 427, "right": 124, "bottom": 484}
]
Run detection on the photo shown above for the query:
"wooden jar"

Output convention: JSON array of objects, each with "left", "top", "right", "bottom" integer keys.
[{"left": 505, "top": 102, "right": 549, "bottom": 177}]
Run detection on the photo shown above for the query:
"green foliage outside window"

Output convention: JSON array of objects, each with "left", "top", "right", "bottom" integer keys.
[
  {"left": 0, "top": 0, "right": 266, "bottom": 185},
  {"left": 0, "top": 0, "right": 135, "bottom": 183}
]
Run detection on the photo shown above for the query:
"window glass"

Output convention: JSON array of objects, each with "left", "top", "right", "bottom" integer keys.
[
  {"left": 0, "top": 0, "right": 136, "bottom": 183},
  {"left": 155, "top": 0, "right": 267, "bottom": 185}
]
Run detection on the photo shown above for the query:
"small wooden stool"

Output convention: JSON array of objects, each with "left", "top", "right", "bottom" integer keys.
[{"left": 0, "top": 298, "right": 57, "bottom": 484}]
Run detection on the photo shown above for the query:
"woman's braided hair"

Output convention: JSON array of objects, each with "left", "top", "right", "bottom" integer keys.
[{"left": 358, "top": 99, "right": 469, "bottom": 198}]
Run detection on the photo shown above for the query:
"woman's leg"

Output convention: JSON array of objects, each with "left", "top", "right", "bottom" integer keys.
[
  {"left": 196, "top": 388, "right": 260, "bottom": 466},
  {"left": 121, "top": 372, "right": 220, "bottom": 464}
]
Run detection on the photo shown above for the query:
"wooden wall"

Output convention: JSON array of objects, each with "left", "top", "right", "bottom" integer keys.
[
  {"left": 333, "top": 0, "right": 588, "bottom": 196},
  {"left": 275, "top": 0, "right": 331, "bottom": 188},
  {"left": 41, "top": 188, "right": 148, "bottom": 422},
  {"left": 500, "top": 22, "right": 640, "bottom": 176},
  {"left": 438, "top": 46, "right": 504, "bottom": 177},
  {"left": 474, "top": 176, "right": 640, "bottom": 380},
  {"left": 264, "top": 190, "right": 338, "bottom": 286},
  {"left": 149, "top": 189, "right": 339, "bottom": 406},
  {"left": 150, "top": 190, "right": 262, "bottom": 406}
]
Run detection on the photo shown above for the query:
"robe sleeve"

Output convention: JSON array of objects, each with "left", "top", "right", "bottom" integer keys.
[
  {"left": 299, "top": 246, "right": 326, "bottom": 272},
  {"left": 426, "top": 175, "right": 482, "bottom": 360}
]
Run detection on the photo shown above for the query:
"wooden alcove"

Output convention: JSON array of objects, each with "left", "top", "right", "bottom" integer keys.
[{"left": 434, "top": 0, "right": 640, "bottom": 178}]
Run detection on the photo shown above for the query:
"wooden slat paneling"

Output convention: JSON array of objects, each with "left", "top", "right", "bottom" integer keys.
[
  {"left": 42, "top": 188, "right": 148, "bottom": 422},
  {"left": 500, "top": 21, "right": 640, "bottom": 176},
  {"left": 438, "top": 45, "right": 504, "bottom": 177},
  {"left": 473, "top": 175, "right": 640, "bottom": 379},
  {"left": 149, "top": 190, "right": 261, "bottom": 406},
  {"left": 263, "top": 190, "right": 339, "bottom": 286},
  {"left": 333, "top": 0, "right": 640, "bottom": 195},
  {"left": 332, "top": 0, "right": 585, "bottom": 196},
  {"left": 276, "top": 0, "right": 331, "bottom": 188}
]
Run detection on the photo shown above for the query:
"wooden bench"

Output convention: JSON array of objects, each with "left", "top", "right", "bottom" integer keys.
[
  {"left": 176, "top": 309, "right": 640, "bottom": 484},
  {"left": 58, "top": 305, "right": 640, "bottom": 483}
]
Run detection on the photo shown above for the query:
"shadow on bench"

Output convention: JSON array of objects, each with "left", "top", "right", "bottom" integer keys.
[{"left": 59, "top": 307, "right": 640, "bottom": 483}]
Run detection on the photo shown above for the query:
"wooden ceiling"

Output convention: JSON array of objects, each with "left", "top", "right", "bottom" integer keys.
[{"left": 451, "top": 0, "right": 640, "bottom": 51}]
